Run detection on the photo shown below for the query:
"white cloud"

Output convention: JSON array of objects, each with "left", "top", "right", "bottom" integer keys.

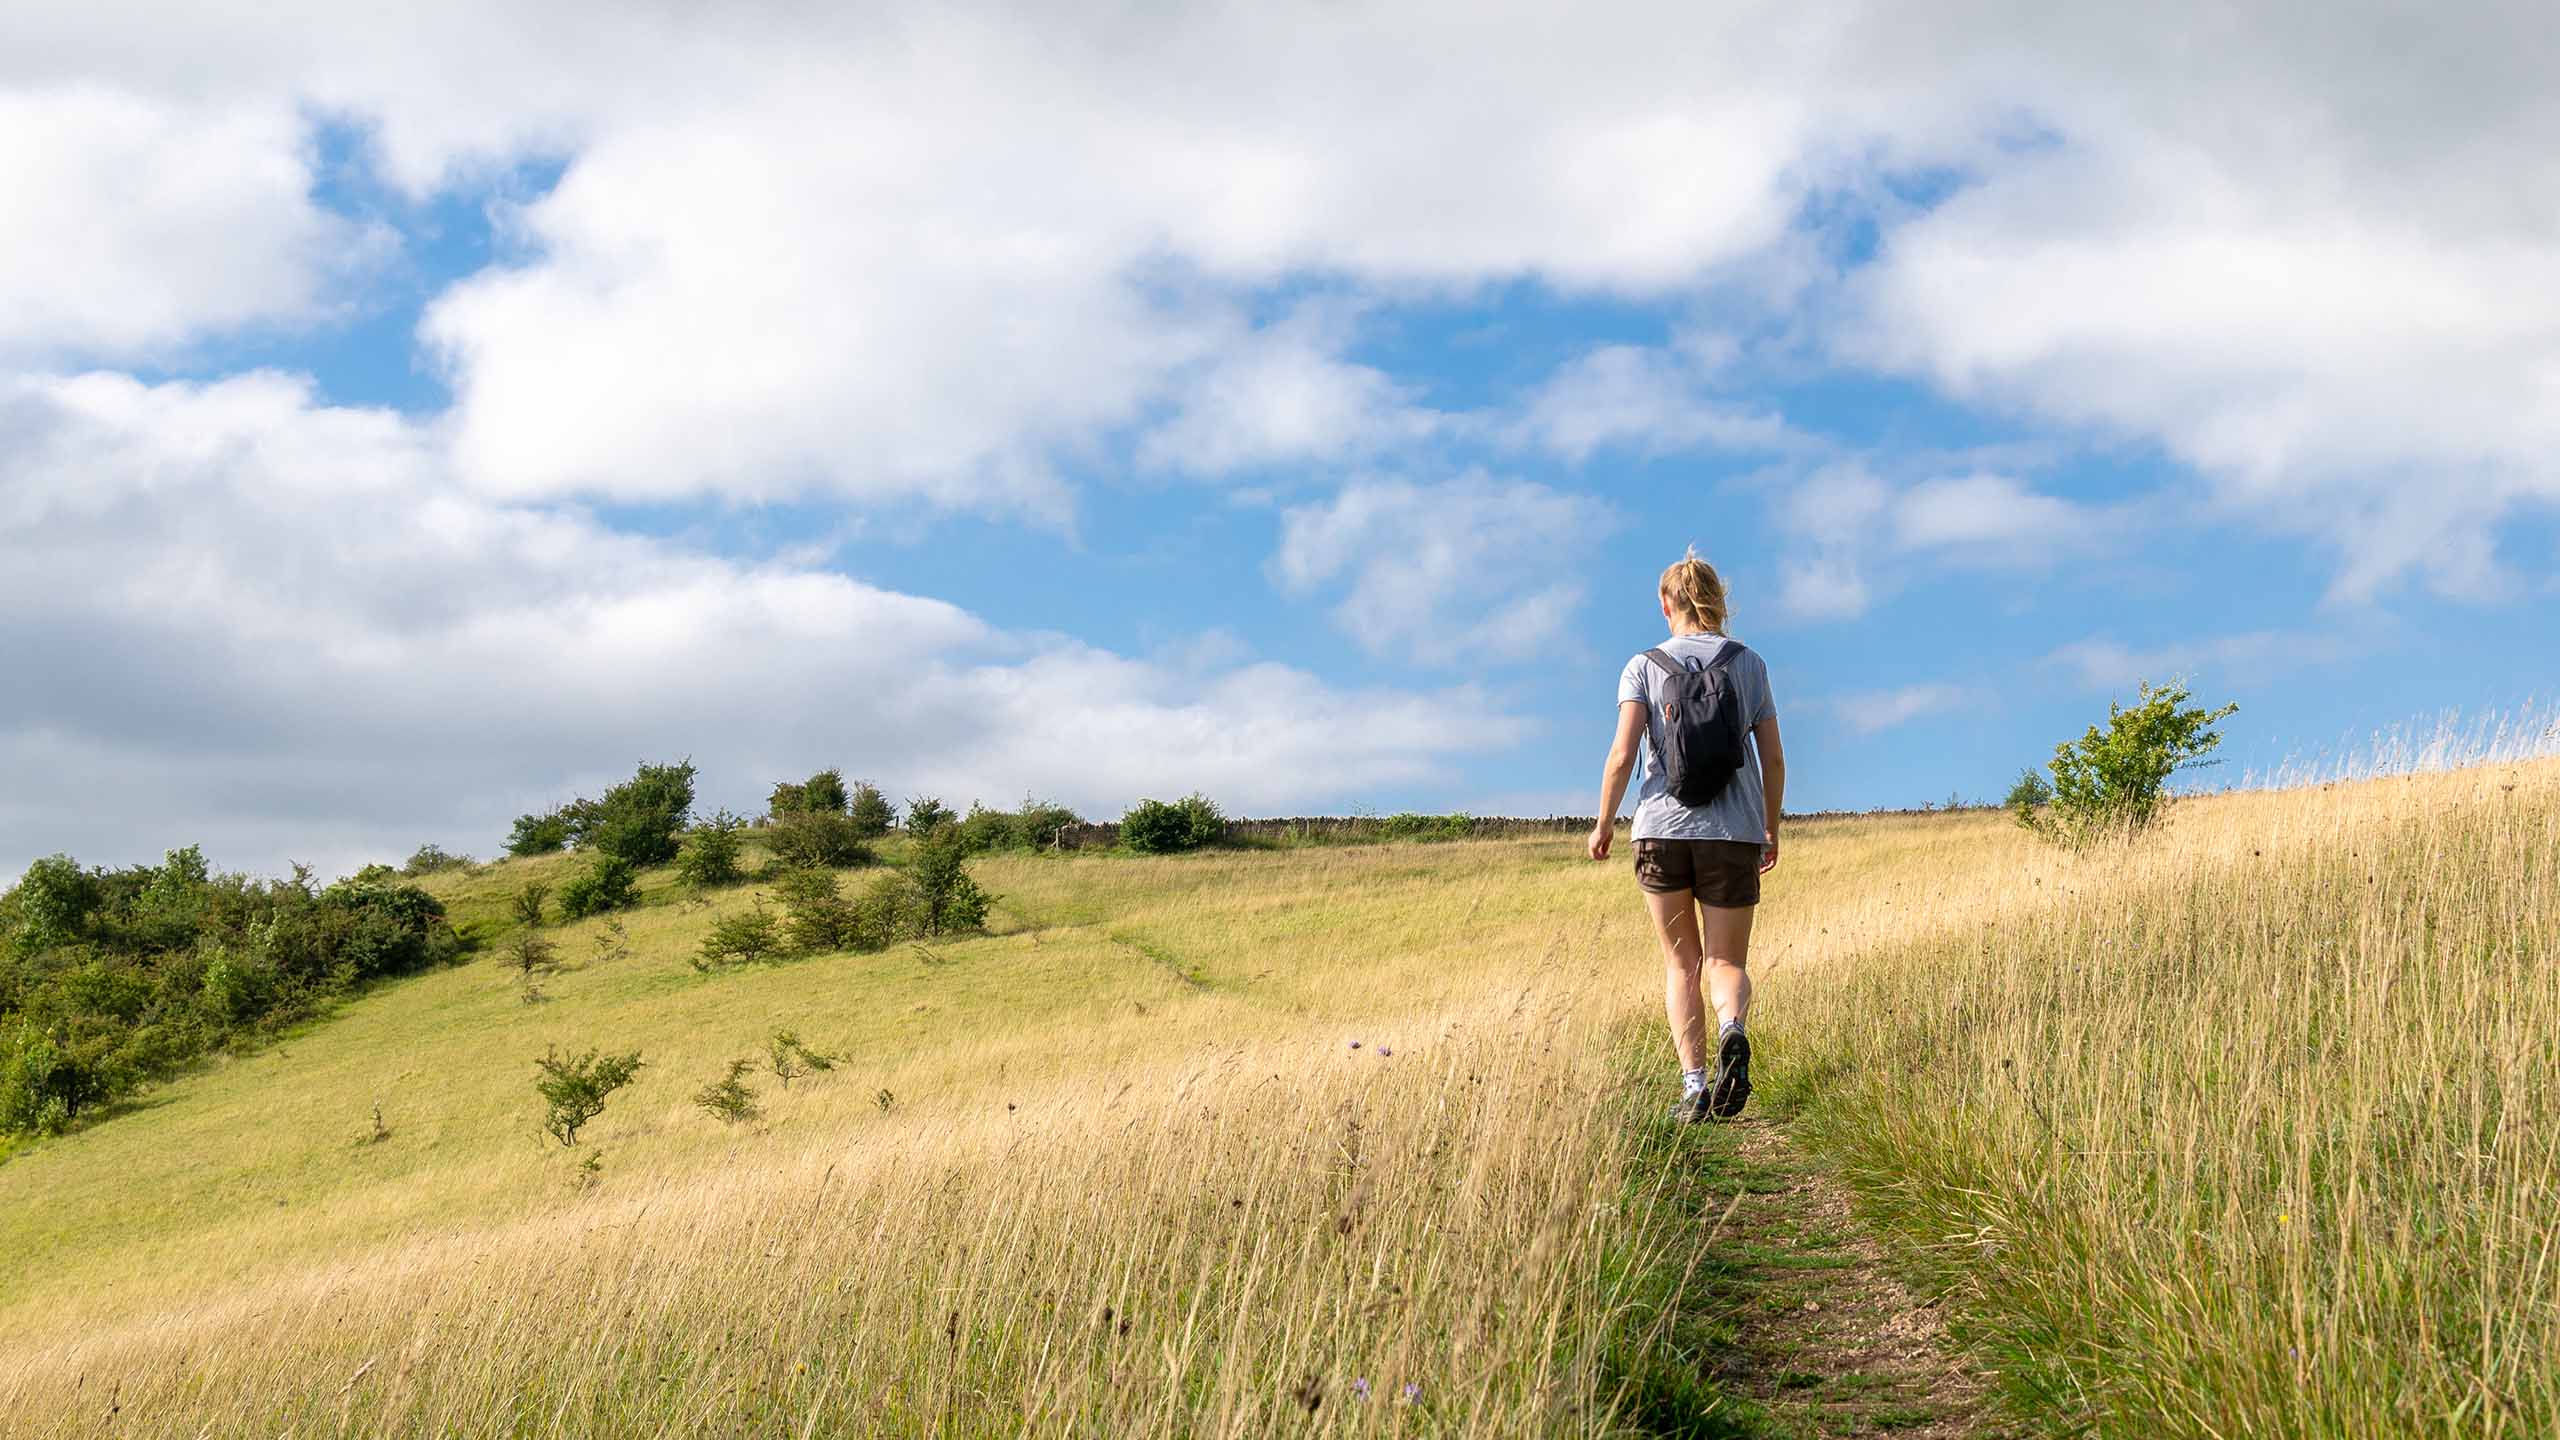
[
  {"left": 1135, "top": 301, "right": 1435, "bottom": 475},
  {"left": 0, "top": 372, "right": 1526, "bottom": 877},
  {"left": 1833, "top": 9, "right": 2560, "bottom": 600},
  {"left": 1272, "top": 472, "right": 1617, "bottom": 663},
  {"left": 3, "top": 2, "right": 1913, "bottom": 511},
  {"left": 1890, "top": 472, "right": 2089, "bottom": 551},
  {"left": 5, "top": 1, "right": 2557, "bottom": 593},
  {"left": 1832, "top": 683, "right": 1965, "bottom": 735},
  {"left": 1770, "top": 461, "right": 2103, "bottom": 622},
  {"left": 0, "top": 87, "right": 379, "bottom": 363},
  {"left": 1508, "top": 343, "right": 1800, "bottom": 463}
]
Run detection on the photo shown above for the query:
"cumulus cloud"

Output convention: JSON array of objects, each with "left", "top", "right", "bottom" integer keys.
[
  {"left": 0, "top": 87, "right": 380, "bottom": 363},
  {"left": 0, "top": 373, "right": 1526, "bottom": 877},
  {"left": 1832, "top": 7, "right": 2560, "bottom": 600},
  {"left": 1136, "top": 301, "right": 1436, "bottom": 476},
  {"left": 2, "top": 2, "right": 1921, "bottom": 512},
  {"left": 1272, "top": 472, "right": 1618, "bottom": 663}
]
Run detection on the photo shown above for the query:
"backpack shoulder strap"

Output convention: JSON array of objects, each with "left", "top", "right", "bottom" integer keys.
[
  {"left": 1639, "top": 647, "right": 1683, "bottom": 679},
  {"left": 1703, "top": 638, "right": 1743, "bottom": 670}
]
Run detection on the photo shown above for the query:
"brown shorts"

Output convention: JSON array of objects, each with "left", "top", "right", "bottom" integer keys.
[{"left": 1633, "top": 838, "right": 1763, "bottom": 908}]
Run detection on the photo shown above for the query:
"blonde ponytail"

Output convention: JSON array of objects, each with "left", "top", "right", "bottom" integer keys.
[{"left": 1658, "top": 546, "right": 1729, "bottom": 634}]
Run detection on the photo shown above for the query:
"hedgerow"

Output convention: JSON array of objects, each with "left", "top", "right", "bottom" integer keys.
[{"left": 0, "top": 848, "right": 460, "bottom": 1137}]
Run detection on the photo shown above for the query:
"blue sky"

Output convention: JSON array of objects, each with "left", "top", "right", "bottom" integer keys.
[{"left": 4, "top": 3, "right": 2556, "bottom": 876}]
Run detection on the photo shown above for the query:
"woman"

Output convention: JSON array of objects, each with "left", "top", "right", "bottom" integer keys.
[{"left": 1587, "top": 549, "right": 1784, "bottom": 1123}]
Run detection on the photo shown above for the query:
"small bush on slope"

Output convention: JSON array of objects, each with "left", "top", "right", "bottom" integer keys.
[
  {"left": 2023, "top": 681, "right": 2236, "bottom": 845},
  {"left": 694, "top": 902, "right": 783, "bottom": 971},
  {"left": 764, "top": 811, "right": 873, "bottom": 870},
  {"left": 1119, "top": 794, "right": 1225, "bottom": 854},
  {"left": 556, "top": 856, "right": 639, "bottom": 921},
  {"left": 847, "top": 782, "right": 896, "bottom": 838},
  {"left": 533, "top": 1046, "right": 642, "bottom": 1147},
  {"left": 675, "top": 810, "right": 747, "bottom": 889},
  {"left": 692, "top": 1058, "right": 761, "bottom": 1125}
]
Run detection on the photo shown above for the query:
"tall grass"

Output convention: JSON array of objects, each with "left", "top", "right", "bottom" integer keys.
[
  {"left": 1766, "top": 760, "right": 2560, "bottom": 1436},
  {"left": 3, "top": 759, "right": 2550, "bottom": 1436}
]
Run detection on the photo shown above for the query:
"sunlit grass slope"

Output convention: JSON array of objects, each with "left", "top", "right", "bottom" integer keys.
[
  {"left": 1762, "top": 762, "right": 2560, "bottom": 1438},
  {"left": 3, "top": 760, "right": 2551, "bottom": 1436}
]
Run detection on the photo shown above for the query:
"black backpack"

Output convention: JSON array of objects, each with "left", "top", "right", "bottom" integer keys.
[{"left": 1641, "top": 642, "right": 1750, "bottom": 807}]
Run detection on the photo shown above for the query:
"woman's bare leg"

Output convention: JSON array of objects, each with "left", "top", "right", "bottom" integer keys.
[
  {"left": 1700, "top": 903, "right": 1756, "bottom": 1028},
  {"left": 1644, "top": 889, "right": 1707, "bottom": 1073}
]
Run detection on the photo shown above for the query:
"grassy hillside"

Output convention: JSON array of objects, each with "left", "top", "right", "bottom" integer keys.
[{"left": 2, "top": 763, "right": 2552, "bottom": 1436}]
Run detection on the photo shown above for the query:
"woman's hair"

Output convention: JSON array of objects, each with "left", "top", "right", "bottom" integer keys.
[{"left": 1658, "top": 546, "right": 1729, "bottom": 634}]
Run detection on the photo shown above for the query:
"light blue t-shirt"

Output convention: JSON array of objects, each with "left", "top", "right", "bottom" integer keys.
[{"left": 1617, "top": 634, "right": 1777, "bottom": 843}]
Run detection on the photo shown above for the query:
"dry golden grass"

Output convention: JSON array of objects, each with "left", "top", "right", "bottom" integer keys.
[
  {"left": 1767, "top": 760, "right": 2560, "bottom": 1437},
  {"left": 1, "top": 757, "right": 2550, "bottom": 1436}
]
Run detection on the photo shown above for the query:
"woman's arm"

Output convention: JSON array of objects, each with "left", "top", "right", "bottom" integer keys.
[
  {"left": 1754, "top": 714, "right": 1785, "bottom": 873},
  {"left": 1588, "top": 700, "right": 1648, "bottom": 861}
]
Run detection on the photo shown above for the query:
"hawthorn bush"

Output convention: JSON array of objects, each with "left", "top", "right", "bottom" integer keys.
[
  {"left": 675, "top": 810, "right": 748, "bottom": 889},
  {"left": 2021, "top": 681, "right": 2238, "bottom": 846},
  {"left": 1120, "top": 794, "right": 1226, "bottom": 854}
]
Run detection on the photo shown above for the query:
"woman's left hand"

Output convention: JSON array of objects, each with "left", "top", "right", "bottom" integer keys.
[{"left": 1587, "top": 823, "right": 1613, "bottom": 862}]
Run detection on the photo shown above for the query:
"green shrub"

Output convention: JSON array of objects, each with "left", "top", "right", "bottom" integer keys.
[
  {"left": 2027, "top": 681, "right": 2238, "bottom": 845},
  {"left": 511, "top": 881, "right": 551, "bottom": 928},
  {"left": 565, "top": 760, "right": 697, "bottom": 867},
  {"left": 766, "top": 810, "right": 874, "bottom": 870},
  {"left": 504, "top": 932, "right": 561, "bottom": 1002},
  {"left": 589, "top": 914, "right": 631, "bottom": 966},
  {"left": 7, "top": 855, "right": 99, "bottom": 955},
  {"left": 401, "top": 844, "right": 471, "bottom": 877},
  {"left": 771, "top": 867, "right": 853, "bottom": 954},
  {"left": 770, "top": 769, "right": 849, "bottom": 820},
  {"left": 909, "top": 835, "right": 993, "bottom": 935},
  {"left": 1120, "top": 794, "right": 1226, "bottom": 854},
  {"left": 675, "top": 810, "right": 748, "bottom": 888},
  {"left": 693, "top": 1058, "right": 761, "bottom": 1125},
  {"left": 556, "top": 856, "right": 639, "bottom": 920},
  {"left": 800, "top": 769, "right": 849, "bottom": 815},
  {"left": 767, "top": 1029, "right": 838, "bottom": 1087},
  {"left": 955, "top": 802, "right": 1019, "bottom": 855},
  {"left": 1377, "top": 812, "right": 1475, "bottom": 843},
  {"left": 848, "top": 783, "right": 896, "bottom": 838},
  {"left": 533, "top": 1046, "right": 643, "bottom": 1146},
  {"left": 2004, "top": 767, "right": 2054, "bottom": 827},
  {"left": 904, "top": 796, "right": 953, "bottom": 837},
  {"left": 695, "top": 901, "right": 783, "bottom": 971},
  {"left": 0, "top": 853, "right": 456, "bottom": 1139},
  {"left": 1015, "top": 798, "right": 1082, "bottom": 850},
  {"left": 846, "top": 873, "right": 926, "bottom": 951},
  {"left": 198, "top": 947, "right": 272, "bottom": 1024},
  {"left": 506, "top": 809, "right": 572, "bottom": 857},
  {"left": 0, "top": 1025, "right": 111, "bottom": 1136}
]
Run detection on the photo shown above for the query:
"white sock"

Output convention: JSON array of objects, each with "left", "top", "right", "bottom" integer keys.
[{"left": 1681, "top": 1067, "right": 1707, "bottom": 1096}]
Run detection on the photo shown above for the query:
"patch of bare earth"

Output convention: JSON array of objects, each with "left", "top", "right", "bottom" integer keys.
[{"left": 1699, "top": 1118, "right": 2011, "bottom": 1439}]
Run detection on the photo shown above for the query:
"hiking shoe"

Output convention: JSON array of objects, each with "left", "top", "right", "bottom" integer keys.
[
  {"left": 1669, "top": 1088, "right": 1712, "bottom": 1125},
  {"left": 1710, "top": 1028, "right": 1752, "bottom": 1119}
]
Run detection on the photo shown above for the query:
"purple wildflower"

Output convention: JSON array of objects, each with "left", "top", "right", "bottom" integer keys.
[
  {"left": 1400, "top": 1382, "right": 1422, "bottom": 1404},
  {"left": 1377, "top": 1047, "right": 1393, "bottom": 1057},
  {"left": 1351, "top": 1376, "right": 1370, "bottom": 1401},
  {"left": 1348, "top": 1040, "right": 1361, "bottom": 1050}
]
